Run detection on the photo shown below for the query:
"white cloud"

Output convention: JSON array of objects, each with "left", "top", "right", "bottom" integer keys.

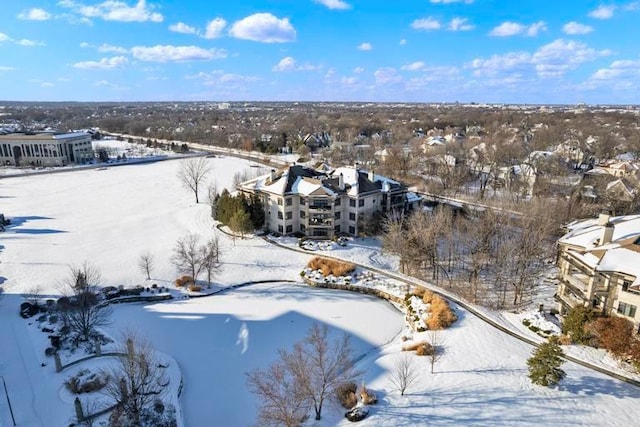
[
  {"left": 0, "top": 33, "right": 9, "bottom": 43},
  {"left": 59, "top": 0, "right": 163, "bottom": 23},
  {"left": 624, "top": 1, "right": 640, "bottom": 11},
  {"left": 204, "top": 18, "right": 227, "bottom": 39},
  {"left": 469, "top": 52, "right": 531, "bottom": 77},
  {"left": 313, "top": 0, "right": 351, "bottom": 10},
  {"left": 411, "top": 17, "right": 441, "bottom": 31},
  {"left": 73, "top": 56, "right": 129, "bottom": 69},
  {"left": 229, "top": 13, "right": 296, "bottom": 43},
  {"left": 98, "top": 43, "right": 128, "bottom": 53},
  {"left": 374, "top": 67, "right": 402, "bottom": 85},
  {"left": 15, "top": 39, "right": 45, "bottom": 47},
  {"left": 401, "top": 61, "right": 426, "bottom": 71},
  {"left": 563, "top": 21, "right": 593, "bottom": 35},
  {"left": 131, "top": 45, "right": 227, "bottom": 62},
  {"left": 0, "top": 66, "right": 16, "bottom": 71},
  {"left": 341, "top": 76, "right": 358, "bottom": 86},
  {"left": 591, "top": 60, "right": 640, "bottom": 80},
  {"left": 18, "top": 8, "right": 52, "bottom": 21},
  {"left": 357, "top": 42, "right": 372, "bottom": 51},
  {"left": 449, "top": 17, "right": 474, "bottom": 31},
  {"left": 589, "top": 5, "right": 616, "bottom": 19},
  {"left": 273, "top": 57, "right": 297, "bottom": 71},
  {"left": 170, "top": 22, "right": 198, "bottom": 35},
  {"left": 186, "top": 70, "right": 259, "bottom": 87},
  {"left": 399, "top": 39, "right": 407, "bottom": 45},
  {"left": 490, "top": 21, "right": 546, "bottom": 37},
  {"left": 353, "top": 67, "right": 365, "bottom": 73},
  {"left": 272, "top": 56, "right": 319, "bottom": 71}
]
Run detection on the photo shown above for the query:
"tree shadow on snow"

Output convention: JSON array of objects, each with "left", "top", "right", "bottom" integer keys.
[
  {"left": 3, "top": 216, "right": 66, "bottom": 234},
  {"left": 557, "top": 374, "right": 640, "bottom": 398}
]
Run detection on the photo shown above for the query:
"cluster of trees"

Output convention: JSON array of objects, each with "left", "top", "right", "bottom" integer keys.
[
  {"left": 213, "top": 190, "right": 265, "bottom": 237},
  {"left": 383, "top": 199, "right": 560, "bottom": 309},
  {"left": 171, "top": 233, "right": 221, "bottom": 286},
  {"left": 246, "top": 323, "right": 359, "bottom": 426}
]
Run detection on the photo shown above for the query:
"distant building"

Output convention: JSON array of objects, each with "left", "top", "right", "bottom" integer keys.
[
  {"left": 239, "top": 163, "right": 421, "bottom": 238},
  {"left": 556, "top": 212, "right": 640, "bottom": 331},
  {"left": 0, "top": 132, "right": 93, "bottom": 166}
]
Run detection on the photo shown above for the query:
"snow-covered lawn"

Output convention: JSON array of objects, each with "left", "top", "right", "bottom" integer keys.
[{"left": 1, "top": 157, "right": 640, "bottom": 426}]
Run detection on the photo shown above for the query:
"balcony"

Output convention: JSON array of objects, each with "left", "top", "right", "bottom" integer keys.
[
  {"left": 561, "top": 272, "right": 590, "bottom": 294},
  {"left": 308, "top": 204, "right": 332, "bottom": 212},
  {"left": 555, "top": 290, "right": 586, "bottom": 309},
  {"left": 308, "top": 215, "right": 333, "bottom": 227}
]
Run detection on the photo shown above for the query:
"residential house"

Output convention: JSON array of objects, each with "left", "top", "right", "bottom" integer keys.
[
  {"left": 556, "top": 213, "right": 640, "bottom": 331},
  {"left": 239, "top": 163, "right": 421, "bottom": 238}
]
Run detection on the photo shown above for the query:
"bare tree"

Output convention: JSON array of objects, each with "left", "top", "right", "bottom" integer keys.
[
  {"left": 26, "top": 285, "right": 43, "bottom": 307},
  {"left": 283, "top": 323, "right": 359, "bottom": 421},
  {"left": 171, "top": 233, "right": 204, "bottom": 280},
  {"left": 246, "top": 360, "right": 310, "bottom": 427},
  {"left": 137, "top": 251, "right": 154, "bottom": 281},
  {"left": 428, "top": 330, "right": 445, "bottom": 374},
  {"left": 389, "top": 353, "right": 420, "bottom": 396},
  {"left": 207, "top": 181, "right": 219, "bottom": 220},
  {"left": 102, "top": 333, "right": 169, "bottom": 426},
  {"left": 177, "top": 157, "right": 211, "bottom": 203},
  {"left": 201, "top": 235, "right": 221, "bottom": 287},
  {"left": 60, "top": 262, "right": 111, "bottom": 342}
]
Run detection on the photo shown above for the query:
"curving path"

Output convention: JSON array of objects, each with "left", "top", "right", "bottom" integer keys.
[{"left": 264, "top": 236, "right": 640, "bottom": 388}]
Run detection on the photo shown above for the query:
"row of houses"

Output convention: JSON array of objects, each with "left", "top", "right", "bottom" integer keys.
[
  {"left": 0, "top": 131, "right": 94, "bottom": 166},
  {"left": 239, "top": 163, "right": 421, "bottom": 239}
]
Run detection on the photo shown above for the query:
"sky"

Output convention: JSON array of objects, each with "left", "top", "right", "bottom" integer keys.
[{"left": 0, "top": 0, "right": 639, "bottom": 104}]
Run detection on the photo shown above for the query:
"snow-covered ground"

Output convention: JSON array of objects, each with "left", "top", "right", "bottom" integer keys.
[{"left": 1, "top": 157, "right": 640, "bottom": 426}]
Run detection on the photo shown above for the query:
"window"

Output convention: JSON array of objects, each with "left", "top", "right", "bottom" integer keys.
[
  {"left": 349, "top": 199, "right": 356, "bottom": 207},
  {"left": 359, "top": 199, "right": 364, "bottom": 207},
  {"left": 300, "top": 198, "right": 305, "bottom": 205},
  {"left": 617, "top": 302, "right": 637, "bottom": 318},
  {"left": 301, "top": 224, "right": 306, "bottom": 232},
  {"left": 286, "top": 198, "right": 292, "bottom": 206},
  {"left": 278, "top": 198, "right": 283, "bottom": 206},
  {"left": 277, "top": 211, "right": 283, "bottom": 219},
  {"left": 285, "top": 211, "right": 292, "bottom": 220},
  {"left": 349, "top": 213, "right": 356, "bottom": 221},
  {"left": 278, "top": 225, "right": 283, "bottom": 233},
  {"left": 335, "top": 198, "right": 341, "bottom": 206},
  {"left": 622, "top": 280, "right": 632, "bottom": 292},
  {"left": 334, "top": 225, "right": 341, "bottom": 233},
  {"left": 286, "top": 225, "right": 293, "bottom": 233},
  {"left": 334, "top": 212, "right": 341, "bottom": 220},
  {"left": 349, "top": 226, "right": 355, "bottom": 234},
  {"left": 300, "top": 210, "right": 306, "bottom": 218}
]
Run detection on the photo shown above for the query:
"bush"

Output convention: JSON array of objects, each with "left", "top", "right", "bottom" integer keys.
[
  {"left": 174, "top": 276, "right": 194, "bottom": 287},
  {"left": 426, "top": 295, "right": 457, "bottom": 330},
  {"left": 527, "top": 337, "right": 566, "bottom": 387},
  {"left": 360, "top": 385, "right": 377, "bottom": 405},
  {"left": 562, "top": 305, "right": 594, "bottom": 344},
  {"left": 188, "top": 284, "right": 202, "bottom": 292},
  {"left": 336, "top": 382, "right": 358, "bottom": 409},
  {"left": 587, "top": 316, "right": 633, "bottom": 356},
  {"left": 415, "top": 343, "right": 435, "bottom": 356},
  {"left": 421, "top": 290, "right": 435, "bottom": 304},
  {"left": 65, "top": 369, "right": 109, "bottom": 394},
  {"left": 307, "top": 257, "right": 355, "bottom": 277}
]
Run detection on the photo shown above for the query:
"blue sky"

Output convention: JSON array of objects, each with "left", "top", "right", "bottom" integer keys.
[{"left": 0, "top": 0, "right": 639, "bottom": 104}]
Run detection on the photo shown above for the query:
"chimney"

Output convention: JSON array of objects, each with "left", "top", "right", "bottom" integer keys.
[
  {"left": 601, "top": 221, "right": 614, "bottom": 245},
  {"left": 339, "top": 173, "right": 345, "bottom": 190},
  {"left": 598, "top": 211, "right": 611, "bottom": 226},
  {"left": 368, "top": 169, "right": 375, "bottom": 182},
  {"left": 270, "top": 169, "right": 276, "bottom": 183}
]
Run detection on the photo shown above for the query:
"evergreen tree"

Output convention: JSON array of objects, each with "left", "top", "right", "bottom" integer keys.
[
  {"left": 249, "top": 195, "right": 265, "bottom": 229},
  {"left": 527, "top": 337, "right": 566, "bottom": 387},
  {"left": 562, "top": 305, "right": 594, "bottom": 344},
  {"left": 229, "top": 209, "right": 252, "bottom": 238}
]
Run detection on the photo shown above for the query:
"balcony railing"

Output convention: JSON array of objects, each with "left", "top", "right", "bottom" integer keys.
[
  {"left": 562, "top": 273, "right": 590, "bottom": 294},
  {"left": 308, "top": 204, "right": 332, "bottom": 211}
]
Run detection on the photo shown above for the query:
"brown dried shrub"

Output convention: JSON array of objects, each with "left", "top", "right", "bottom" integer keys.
[
  {"left": 360, "top": 385, "right": 378, "bottom": 405},
  {"left": 413, "top": 287, "right": 426, "bottom": 298},
  {"left": 175, "top": 275, "right": 194, "bottom": 287},
  {"left": 425, "top": 295, "right": 457, "bottom": 330},
  {"left": 558, "top": 334, "right": 572, "bottom": 346},
  {"left": 336, "top": 382, "right": 358, "bottom": 409},
  {"left": 188, "top": 284, "right": 202, "bottom": 292},
  {"left": 587, "top": 316, "right": 633, "bottom": 356},
  {"left": 307, "top": 257, "right": 355, "bottom": 277},
  {"left": 415, "top": 342, "right": 434, "bottom": 356},
  {"left": 422, "top": 290, "right": 435, "bottom": 304}
]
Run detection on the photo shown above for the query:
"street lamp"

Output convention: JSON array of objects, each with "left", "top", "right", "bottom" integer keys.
[{"left": 0, "top": 375, "right": 16, "bottom": 426}]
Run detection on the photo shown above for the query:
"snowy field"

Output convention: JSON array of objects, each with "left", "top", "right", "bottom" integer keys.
[{"left": 1, "top": 157, "right": 640, "bottom": 426}]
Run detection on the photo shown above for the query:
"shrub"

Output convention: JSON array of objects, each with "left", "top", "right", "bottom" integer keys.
[
  {"left": 306, "top": 257, "right": 355, "bottom": 277},
  {"left": 527, "top": 337, "right": 566, "bottom": 387},
  {"left": 174, "top": 276, "right": 194, "bottom": 287},
  {"left": 421, "top": 290, "right": 435, "bottom": 304},
  {"left": 587, "top": 316, "right": 633, "bottom": 356},
  {"left": 188, "top": 284, "right": 202, "bottom": 292},
  {"left": 413, "top": 287, "right": 426, "bottom": 299},
  {"left": 360, "top": 385, "right": 377, "bottom": 405},
  {"left": 415, "top": 342, "right": 435, "bottom": 356},
  {"left": 562, "top": 305, "right": 594, "bottom": 344},
  {"left": 65, "top": 370, "right": 109, "bottom": 394},
  {"left": 336, "top": 382, "right": 358, "bottom": 409},
  {"left": 425, "top": 295, "right": 457, "bottom": 330}
]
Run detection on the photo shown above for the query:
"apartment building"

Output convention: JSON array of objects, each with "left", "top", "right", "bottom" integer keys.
[
  {"left": 239, "top": 163, "right": 421, "bottom": 238},
  {"left": 0, "top": 132, "right": 94, "bottom": 166},
  {"left": 556, "top": 213, "right": 640, "bottom": 330}
]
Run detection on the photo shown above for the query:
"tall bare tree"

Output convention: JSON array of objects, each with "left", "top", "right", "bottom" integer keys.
[
  {"left": 246, "top": 360, "right": 310, "bottom": 427},
  {"left": 102, "top": 334, "right": 169, "bottom": 426},
  {"left": 389, "top": 353, "right": 420, "bottom": 396},
  {"left": 428, "top": 330, "right": 445, "bottom": 374},
  {"left": 171, "top": 233, "right": 204, "bottom": 280},
  {"left": 201, "top": 235, "right": 221, "bottom": 287},
  {"left": 137, "top": 251, "right": 154, "bottom": 281},
  {"left": 177, "top": 157, "right": 211, "bottom": 203},
  {"left": 283, "top": 323, "right": 359, "bottom": 421}
]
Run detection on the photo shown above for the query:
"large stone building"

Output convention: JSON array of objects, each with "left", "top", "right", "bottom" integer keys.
[
  {"left": 556, "top": 212, "right": 640, "bottom": 331},
  {"left": 0, "top": 132, "right": 94, "bottom": 166},
  {"left": 239, "top": 163, "right": 421, "bottom": 238}
]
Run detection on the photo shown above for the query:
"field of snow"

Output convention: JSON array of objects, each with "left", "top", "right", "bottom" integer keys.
[{"left": 1, "top": 156, "right": 640, "bottom": 426}]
